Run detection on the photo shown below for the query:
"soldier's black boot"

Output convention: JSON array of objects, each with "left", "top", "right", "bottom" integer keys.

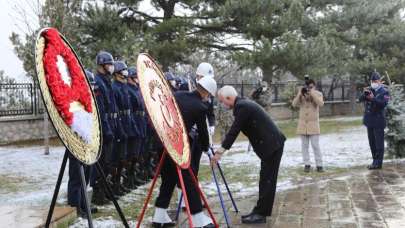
[
  {"left": 316, "top": 166, "right": 324, "bottom": 172},
  {"left": 118, "top": 165, "right": 130, "bottom": 194},
  {"left": 112, "top": 168, "right": 124, "bottom": 198},
  {"left": 76, "top": 206, "right": 88, "bottom": 219},
  {"left": 304, "top": 165, "right": 311, "bottom": 173},
  {"left": 91, "top": 181, "right": 109, "bottom": 205},
  {"left": 124, "top": 162, "right": 136, "bottom": 190}
]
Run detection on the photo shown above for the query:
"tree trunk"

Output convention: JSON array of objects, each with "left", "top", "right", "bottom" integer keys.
[
  {"left": 349, "top": 75, "right": 358, "bottom": 114},
  {"left": 261, "top": 67, "right": 274, "bottom": 109}
]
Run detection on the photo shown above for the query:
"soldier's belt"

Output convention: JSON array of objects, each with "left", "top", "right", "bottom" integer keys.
[
  {"left": 135, "top": 111, "right": 145, "bottom": 117},
  {"left": 119, "top": 109, "right": 131, "bottom": 116},
  {"left": 108, "top": 113, "right": 118, "bottom": 119}
]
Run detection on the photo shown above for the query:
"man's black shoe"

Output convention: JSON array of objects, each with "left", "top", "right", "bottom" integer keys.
[
  {"left": 241, "top": 213, "right": 266, "bottom": 224},
  {"left": 316, "top": 166, "right": 324, "bottom": 172},
  {"left": 152, "top": 222, "right": 176, "bottom": 227},
  {"left": 241, "top": 211, "right": 254, "bottom": 219},
  {"left": 304, "top": 165, "right": 311, "bottom": 173},
  {"left": 202, "top": 223, "right": 215, "bottom": 228},
  {"left": 120, "top": 185, "right": 131, "bottom": 194}
]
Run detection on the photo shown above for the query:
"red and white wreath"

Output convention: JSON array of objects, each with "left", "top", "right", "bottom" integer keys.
[{"left": 42, "top": 28, "right": 93, "bottom": 143}]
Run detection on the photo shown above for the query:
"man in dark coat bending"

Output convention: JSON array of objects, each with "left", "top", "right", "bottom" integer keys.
[{"left": 212, "top": 85, "right": 286, "bottom": 224}]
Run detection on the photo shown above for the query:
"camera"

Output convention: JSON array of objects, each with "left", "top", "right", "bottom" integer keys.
[
  {"left": 301, "top": 86, "right": 309, "bottom": 95},
  {"left": 301, "top": 75, "right": 311, "bottom": 95},
  {"left": 304, "top": 75, "right": 310, "bottom": 85},
  {"left": 364, "top": 90, "right": 371, "bottom": 96}
]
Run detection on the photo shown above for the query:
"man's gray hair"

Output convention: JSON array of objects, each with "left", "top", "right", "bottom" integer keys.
[{"left": 218, "top": 85, "right": 238, "bottom": 97}]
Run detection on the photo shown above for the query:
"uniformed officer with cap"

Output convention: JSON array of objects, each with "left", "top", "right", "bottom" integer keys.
[
  {"left": 67, "top": 70, "right": 96, "bottom": 217},
  {"left": 127, "top": 66, "right": 149, "bottom": 187},
  {"left": 359, "top": 71, "right": 390, "bottom": 169},
  {"left": 112, "top": 60, "right": 135, "bottom": 196},
  {"left": 92, "top": 51, "right": 116, "bottom": 205}
]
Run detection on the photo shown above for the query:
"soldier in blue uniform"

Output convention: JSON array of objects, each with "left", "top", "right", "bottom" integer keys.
[
  {"left": 92, "top": 51, "right": 116, "bottom": 205},
  {"left": 359, "top": 71, "right": 390, "bottom": 170},
  {"left": 111, "top": 61, "right": 134, "bottom": 196},
  {"left": 165, "top": 71, "right": 179, "bottom": 91},
  {"left": 127, "top": 67, "right": 150, "bottom": 186},
  {"left": 127, "top": 67, "right": 156, "bottom": 182},
  {"left": 68, "top": 70, "right": 96, "bottom": 217}
]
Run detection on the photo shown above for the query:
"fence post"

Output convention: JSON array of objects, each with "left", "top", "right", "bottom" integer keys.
[
  {"left": 44, "top": 112, "right": 50, "bottom": 155},
  {"left": 241, "top": 80, "right": 244, "bottom": 98},
  {"left": 342, "top": 84, "right": 345, "bottom": 101}
]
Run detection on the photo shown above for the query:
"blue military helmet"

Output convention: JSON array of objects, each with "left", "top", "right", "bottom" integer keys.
[
  {"left": 96, "top": 51, "right": 114, "bottom": 65},
  {"left": 128, "top": 67, "right": 137, "bottom": 78},
  {"left": 164, "top": 71, "right": 176, "bottom": 81},
  {"left": 84, "top": 69, "right": 95, "bottom": 85},
  {"left": 113, "top": 61, "right": 128, "bottom": 77},
  {"left": 370, "top": 71, "right": 381, "bottom": 81}
]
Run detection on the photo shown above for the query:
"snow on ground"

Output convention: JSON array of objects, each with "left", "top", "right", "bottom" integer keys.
[
  {"left": 0, "top": 121, "right": 377, "bottom": 227},
  {"left": 203, "top": 126, "right": 371, "bottom": 169},
  {"left": 0, "top": 146, "right": 67, "bottom": 206}
]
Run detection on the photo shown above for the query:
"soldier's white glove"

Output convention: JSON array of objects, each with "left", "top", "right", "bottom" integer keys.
[{"left": 209, "top": 126, "right": 215, "bottom": 135}]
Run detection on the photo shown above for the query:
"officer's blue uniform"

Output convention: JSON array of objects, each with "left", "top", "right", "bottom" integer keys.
[
  {"left": 112, "top": 80, "right": 139, "bottom": 161},
  {"left": 128, "top": 81, "right": 147, "bottom": 154},
  {"left": 95, "top": 73, "right": 118, "bottom": 165},
  {"left": 359, "top": 73, "right": 390, "bottom": 167},
  {"left": 68, "top": 151, "right": 91, "bottom": 213},
  {"left": 68, "top": 70, "right": 93, "bottom": 213}
]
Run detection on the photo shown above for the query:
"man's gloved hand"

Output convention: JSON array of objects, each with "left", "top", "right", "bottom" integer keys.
[
  {"left": 209, "top": 126, "right": 215, "bottom": 136},
  {"left": 211, "top": 147, "right": 226, "bottom": 166}
]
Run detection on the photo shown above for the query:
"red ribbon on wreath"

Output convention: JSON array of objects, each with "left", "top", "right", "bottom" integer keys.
[{"left": 42, "top": 28, "right": 92, "bottom": 126}]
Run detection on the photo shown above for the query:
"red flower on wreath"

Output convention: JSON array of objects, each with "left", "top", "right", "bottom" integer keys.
[{"left": 42, "top": 28, "right": 92, "bottom": 126}]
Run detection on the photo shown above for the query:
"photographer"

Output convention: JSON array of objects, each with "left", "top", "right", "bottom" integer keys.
[
  {"left": 359, "top": 72, "right": 390, "bottom": 170},
  {"left": 292, "top": 78, "right": 324, "bottom": 172}
]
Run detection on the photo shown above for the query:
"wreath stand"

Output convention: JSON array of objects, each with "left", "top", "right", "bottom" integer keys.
[
  {"left": 44, "top": 151, "right": 130, "bottom": 228},
  {"left": 136, "top": 150, "right": 218, "bottom": 228}
]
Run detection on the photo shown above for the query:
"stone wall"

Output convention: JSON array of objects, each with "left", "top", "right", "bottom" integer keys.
[{"left": 0, "top": 115, "right": 57, "bottom": 144}]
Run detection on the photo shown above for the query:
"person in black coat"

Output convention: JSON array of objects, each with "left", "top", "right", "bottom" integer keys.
[
  {"left": 212, "top": 85, "right": 286, "bottom": 224},
  {"left": 152, "top": 77, "right": 217, "bottom": 228}
]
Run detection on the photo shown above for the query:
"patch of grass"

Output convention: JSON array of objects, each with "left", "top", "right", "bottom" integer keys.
[
  {"left": 212, "top": 116, "right": 362, "bottom": 144},
  {"left": 277, "top": 118, "right": 363, "bottom": 139},
  {"left": 0, "top": 174, "right": 25, "bottom": 193},
  {"left": 56, "top": 216, "right": 76, "bottom": 228}
]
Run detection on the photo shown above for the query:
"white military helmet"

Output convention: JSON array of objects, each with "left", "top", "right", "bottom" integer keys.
[
  {"left": 197, "top": 76, "right": 217, "bottom": 96},
  {"left": 196, "top": 62, "right": 214, "bottom": 78}
]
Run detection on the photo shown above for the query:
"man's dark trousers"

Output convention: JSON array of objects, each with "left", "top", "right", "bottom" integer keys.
[
  {"left": 253, "top": 146, "right": 284, "bottom": 216},
  {"left": 367, "top": 127, "right": 385, "bottom": 166},
  {"left": 155, "top": 155, "right": 203, "bottom": 214},
  {"left": 68, "top": 152, "right": 91, "bottom": 211}
]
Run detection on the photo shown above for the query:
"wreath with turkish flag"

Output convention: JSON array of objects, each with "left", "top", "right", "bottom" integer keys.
[
  {"left": 35, "top": 28, "right": 101, "bottom": 164},
  {"left": 42, "top": 28, "right": 92, "bottom": 126}
]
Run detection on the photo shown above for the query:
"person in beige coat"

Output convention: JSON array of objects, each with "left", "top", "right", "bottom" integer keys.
[{"left": 292, "top": 79, "right": 325, "bottom": 172}]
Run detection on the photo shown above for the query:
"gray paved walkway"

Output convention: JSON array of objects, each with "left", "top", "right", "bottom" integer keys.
[{"left": 178, "top": 161, "right": 405, "bottom": 228}]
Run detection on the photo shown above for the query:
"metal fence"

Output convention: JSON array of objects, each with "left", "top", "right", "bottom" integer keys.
[
  {"left": 271, "top": 81, "right": 353, "bottom": 103},
  {"left": 0, "top": 83, "right": 44, "bottom": 117},
  {"left": 218, "top": 80, "right": 353, "bottom": 103},
  {"left": 0, "top": 80, "right": 352, "bottom": 118}
]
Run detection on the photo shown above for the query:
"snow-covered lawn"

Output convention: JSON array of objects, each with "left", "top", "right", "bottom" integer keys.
[{"left": 0, "top": 117, "right": 379, "bottom": 227}]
